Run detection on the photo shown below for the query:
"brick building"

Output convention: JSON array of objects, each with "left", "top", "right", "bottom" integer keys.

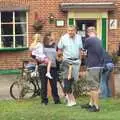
[{"left": 0, "top": 0, "right": 119, "bottom": 72}]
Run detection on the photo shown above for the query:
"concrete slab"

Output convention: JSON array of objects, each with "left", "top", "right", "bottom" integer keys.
[
  {"left": 0, "top": 75, "right": 17, "bottom": 100},
  {"left": 0, "top": 74, "right": 65, "bottom": 100},
  {"left": 114, "top": 74, "right": 120, "bottom": 97}
]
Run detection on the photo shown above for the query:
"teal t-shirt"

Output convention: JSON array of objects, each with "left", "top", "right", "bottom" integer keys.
[{"left": 58, "top": 33, "right": 83, "bottom": 61}]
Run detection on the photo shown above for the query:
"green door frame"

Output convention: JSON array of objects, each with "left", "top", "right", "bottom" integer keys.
[{"left": 102, "top": 18, "right": 107, "bottom": 49}]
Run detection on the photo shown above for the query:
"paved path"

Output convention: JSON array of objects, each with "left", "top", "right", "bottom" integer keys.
[
  {"left": 0, "top": 74, "right": 64, "bottom": 100},
  {"left": 0, "top": 75, "right": 16, "bottom": 100},
  {"left": 1, "top": 74, "right": 120, "bottom": 100}
]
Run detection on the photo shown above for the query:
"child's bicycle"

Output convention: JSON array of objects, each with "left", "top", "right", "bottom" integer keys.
[{"left": 10, "top": 59, "right": 41, "bottom": 100}]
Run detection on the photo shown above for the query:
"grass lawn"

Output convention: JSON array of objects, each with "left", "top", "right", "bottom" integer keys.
[{"left": 0, "top": 97, "right": 120, "bottom": 120}]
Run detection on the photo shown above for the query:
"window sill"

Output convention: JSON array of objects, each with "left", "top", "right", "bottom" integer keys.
[
  {"left": 0, "top": 47, "right": 28, "bottom": 51},
  {"left": 0, "top": 69, "right": 20, "bottom": 75}
]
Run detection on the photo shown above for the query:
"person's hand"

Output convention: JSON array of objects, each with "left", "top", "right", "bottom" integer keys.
[
  {"left": 49, "top": 38, "right": 55, "bottom": 45},
  {"left": 68, "top": 73, "right": 72, "bottom": 80},
  {"left": 81, "top": 49, "right": 87, "bottom": 57},
  {"left": 57, "top": 52, "right": 63, "bottom": 61},
  {"left": 79, "top": 71, "right": 87, "bottom": 79},
  {"left": 57, "top": 55, "right": 63, "bottom": 62}
]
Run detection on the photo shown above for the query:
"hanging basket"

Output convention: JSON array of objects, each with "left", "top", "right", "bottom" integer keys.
[{"left": 33, "top": 20, "right": 44, "bottom": 32}]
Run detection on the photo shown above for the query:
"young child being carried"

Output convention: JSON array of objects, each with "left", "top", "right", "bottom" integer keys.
[{"left": 30, "top": 33, "right": 53, "bottom": 79}]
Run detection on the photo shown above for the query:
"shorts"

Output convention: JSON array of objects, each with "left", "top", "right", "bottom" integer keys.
[
  {"left": 86, "top": 68, "right": 101, "bottom": 90},
  {"left": 64, "top": 79, "right": 74, "bottom": 93},
  {"left": 61, "top": 60, "right": 80, "bottom": 93},
  {"left": 62, "top": 60, "right": 80, "bottom": 81}
]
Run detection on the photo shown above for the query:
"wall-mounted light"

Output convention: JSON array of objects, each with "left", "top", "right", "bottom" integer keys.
[{"left": 48, "top": 13, "right": 55, "bottom": 24}]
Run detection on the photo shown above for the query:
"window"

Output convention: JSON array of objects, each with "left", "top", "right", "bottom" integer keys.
[{"left": 0, "top": 11, "right": 28, "bottom": 48}]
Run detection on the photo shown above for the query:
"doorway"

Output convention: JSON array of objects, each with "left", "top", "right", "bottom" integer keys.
[{"left": 76, "top": 20, "right": 96, "bottom": 40}]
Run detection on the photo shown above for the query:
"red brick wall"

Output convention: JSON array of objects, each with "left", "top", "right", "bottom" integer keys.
[
  {"left": 108, "top": 1, "right": 120, "bottom": 52},
  {"left": 62, "top": 0, "right": 116, "bottom": 2},
  {"left": 0, "top": 0, "right": 66, "bottom": 69},
  {"left": 0, "top": 0, "right": 119, "bottom": 69}
]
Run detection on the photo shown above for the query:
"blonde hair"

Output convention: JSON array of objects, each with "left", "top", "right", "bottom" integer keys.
[
  {"left": 33, "top": 33, "right": 41, "bottom": 43},
  {"left": 30, "top": 33, "right": 41, "bottom": 48}
]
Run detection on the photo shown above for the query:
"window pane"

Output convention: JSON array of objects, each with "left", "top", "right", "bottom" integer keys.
[
  {"left": 1, "top": 36, "right": 13, "bottom": 48},
  {"left": 15, "top": 11, "right": 26, "bottom": 22},
  {"left": 15, "top": 36, "right": 26, "bottom": 47},
  {"left": 1, "top": 12, "right": 13, "bottom": 22},
  {"left": 1, "top": 24, "right": 13, "bottom": 35},
  {"left": 15, "top": 24, "right": 26, "bottom": 34}
]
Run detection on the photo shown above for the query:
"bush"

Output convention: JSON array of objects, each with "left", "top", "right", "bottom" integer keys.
[
  {"left": 73, "top": 76, "right": 88, "bottom": 98},
  {"left": 110, "top": 51, "right": 119, "bottom": 65}
]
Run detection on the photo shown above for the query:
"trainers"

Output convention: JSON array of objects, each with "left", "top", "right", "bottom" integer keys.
[
  {"left": 88, "top": 105, "right": 100, "bottom": 112},
  {"left": 46, "top": 72, "right": 53, "bottom": 79},
  {"left": 81, "top": 103, "right": 93, "bottom": 109},
  {"left": 41, "top": 102, "right": 48, "bottom": 106},
  {"left": 70, "top": 101, "right": 77, "bottom": 106},
  {"left": 66, "top": 103, "right": 73, "bottom": 107},
  {"left": 66, "top": 102, "right": 76, "bottom": 107},
  {"left": 55, "top": 101, "right": 61, "bottom": 104}
]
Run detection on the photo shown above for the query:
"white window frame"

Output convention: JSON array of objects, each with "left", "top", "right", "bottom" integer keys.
[{"left": 0, "top": 11, "right": 28, "bottom": 48}]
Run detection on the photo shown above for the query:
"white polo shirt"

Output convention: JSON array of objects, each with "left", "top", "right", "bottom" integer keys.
[{"left": 58, "top": 33, "right": 83, "bottom": 61}]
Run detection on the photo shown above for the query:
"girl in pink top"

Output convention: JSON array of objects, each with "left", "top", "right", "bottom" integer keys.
[{"left": 30, "top": 33, "right": 52, "bottom": 79}]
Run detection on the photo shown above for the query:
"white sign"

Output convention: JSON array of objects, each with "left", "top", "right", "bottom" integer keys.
[
  {"left": 109, "top": 19, "right": 117, "bottom": 29},
  {"left": 56, "top": 20, "right": 65, "bottom": 27}
]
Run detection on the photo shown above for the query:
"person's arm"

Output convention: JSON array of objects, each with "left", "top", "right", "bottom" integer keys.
[
  {"left": 57, "top": 49, "right": 63, "bottom": 61},
  {"left": 30, "top": 42, "right": 37, "bottom": 51},
  {"left": 57, "top": 36, "right": 64, "bottom": 61},
  {"left": 30, "top": 34, "right": 39, "bottom": 50},
  {"left": 68, "top": 64, "right": 72, "bottom": 80},
  {"left": 78, "top": 36, "right": 83, "bottom": 60},
  {"left": 79, "top": 35, "right": 83, "bottom": 50}
]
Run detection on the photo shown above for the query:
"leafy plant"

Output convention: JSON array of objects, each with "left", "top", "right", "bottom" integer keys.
[
  {"left": 110, "top": 51, "right": 119, "bottom": 65},
  {"left": 33, "top": 19, "right": 44, "bottom": 32},
  {"left": 73, "top": 76, "right": 88, "bottom": 98}
]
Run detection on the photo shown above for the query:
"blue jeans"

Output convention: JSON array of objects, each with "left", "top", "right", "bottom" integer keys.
[{"left": 100, "top": 70, "right": 112, "bottom": 98}]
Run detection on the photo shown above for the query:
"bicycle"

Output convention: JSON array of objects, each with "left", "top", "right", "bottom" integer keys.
[{"left": 10, "top": 59, "right": 41, "bottom": 100}]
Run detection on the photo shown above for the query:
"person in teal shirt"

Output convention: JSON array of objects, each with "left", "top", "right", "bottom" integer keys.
[{"left": 57, "top": 25, "right": 83, "bottom": 106}]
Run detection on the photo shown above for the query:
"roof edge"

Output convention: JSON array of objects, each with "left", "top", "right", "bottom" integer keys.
[{"left": 60, "top": 2, "right": 116, "bottom": 12}]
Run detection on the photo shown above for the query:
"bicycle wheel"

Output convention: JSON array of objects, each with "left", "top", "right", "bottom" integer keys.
[
  {"left": 29, "top": 77, "right": 41, "bottom": 97},
  {"left": 10, "top": 79, "right": 36, "bottom": 100},
  {"left": 10, "top": 81, "right": 23, "bottom": 100}
]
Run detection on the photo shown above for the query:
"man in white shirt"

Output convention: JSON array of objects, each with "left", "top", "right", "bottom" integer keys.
[{"left": 57, "top": 26, "right": 83, "bottom": 106}]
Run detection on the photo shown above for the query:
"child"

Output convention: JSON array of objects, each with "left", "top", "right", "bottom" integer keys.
[
  {"left": 30, "top": 33, "right": 53, "bottom": 79},
  {"left": 57, "top": 53, "right": 75, "bottom": 106}
]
